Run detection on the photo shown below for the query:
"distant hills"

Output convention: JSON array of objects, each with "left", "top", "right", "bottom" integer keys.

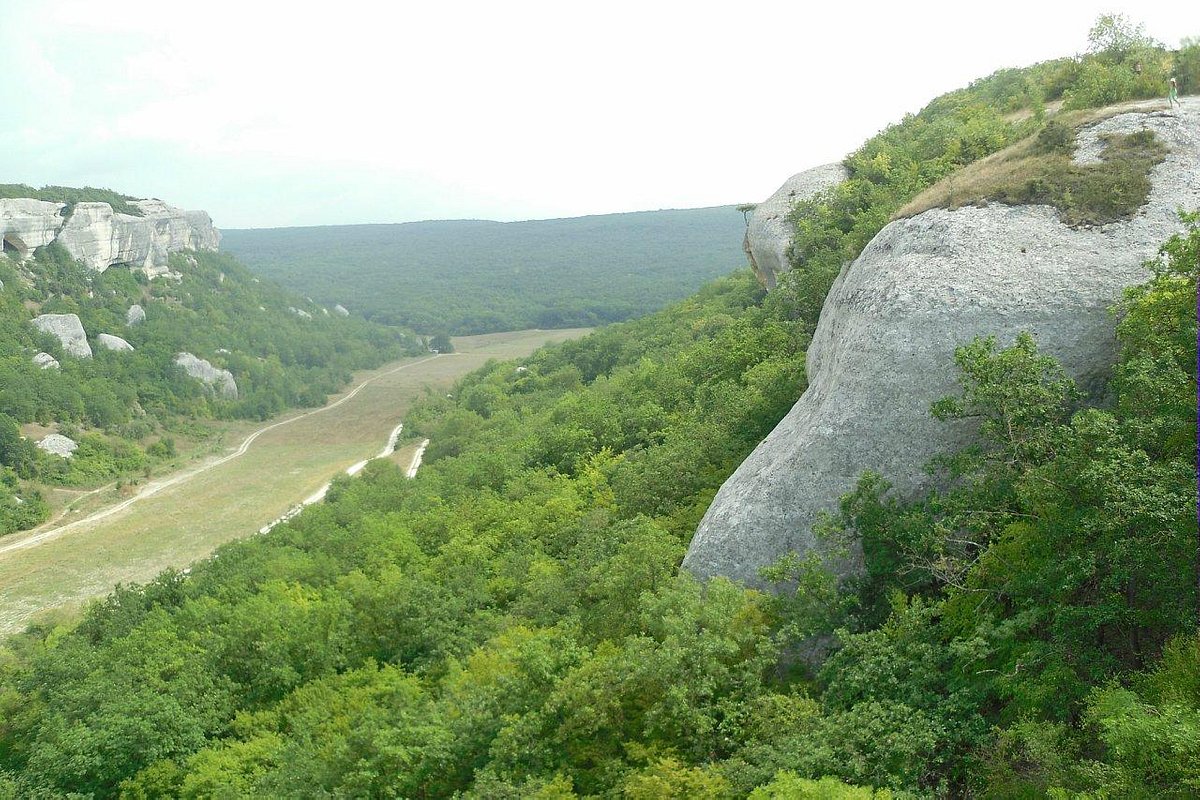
[{"left": 222, "top": 207, "right": 748, "bottom": 334}]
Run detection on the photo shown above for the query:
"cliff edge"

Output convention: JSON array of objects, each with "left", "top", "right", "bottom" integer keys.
[{"left": 685, "top": 99, "right": 1200, "bottom": 588}]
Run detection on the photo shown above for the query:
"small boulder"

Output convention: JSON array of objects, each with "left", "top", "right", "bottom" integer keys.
[
  {"left": 32, "top": 352, "right": 59, "bottom": 370},
  {"left": 37, "top": 434, "right": 78, "bottom": 458},
  {"left": 31, "top": 313, "right": 92, "bottom": 358},
  {"left": 289, "top": 307, "right": 312, "bottom": 320},
  {"left": 333, "top": 304, "right": 350, "bottom": 317},
  {"left": 97, "top": 333, "right": 134, "bottom": 352},
  {"left": 126, "top": 304, "right": 146, "bottom": 326}
]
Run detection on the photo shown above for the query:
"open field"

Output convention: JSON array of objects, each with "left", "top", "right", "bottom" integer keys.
[{"left": 0, "top": 328, "right": 589, "bottom": 633}]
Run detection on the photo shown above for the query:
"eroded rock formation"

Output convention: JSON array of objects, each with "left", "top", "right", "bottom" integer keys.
[
  {"left": 685, "top": 101, "right": 1200, "bottom": 589},
  {"left": 32, "top": 313, "right": 92, "bottom": 359},
  {"left": 0, "top": 195, "right": 218, "bottom": 275},
  {"left": 174, "top": 352, "right": 238, "bottom": 399},
  {"left": 0, "top": 199, "right": 66, "bottom": 259},
  {"left": 745, "top": 163, "right": 848, "bottom": 289}
]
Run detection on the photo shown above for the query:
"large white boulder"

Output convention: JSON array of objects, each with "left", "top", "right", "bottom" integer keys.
[
  {"left": 37, "top": 433, "right": 78, "bottom": 458},
  {"left": 97, "top": 333, "right": 134, "bottom": 352},
  {"left": 0, "top": 198, "right": 65, "bottom": 259},
  {"left": 745, "top": 163, "right": 848, "bottom": 289},
  {"left": 31, "top": 313, "right": 92, "bottom": 358},
  {"left": 685, "top": 101, "right": 1200, "bottom": 589},
  {"left": 126, "top": 304, "right": 146, "bottom": 326},
  {"left": 174, "top": 352, "right": 238, "bottom": 399}
]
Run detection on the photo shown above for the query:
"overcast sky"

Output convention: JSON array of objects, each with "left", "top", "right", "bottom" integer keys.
[{"left": 2, "top": 1, "right": 1196, "bottom": 228}]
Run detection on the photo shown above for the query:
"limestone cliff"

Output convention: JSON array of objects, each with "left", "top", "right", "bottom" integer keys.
[
  {"left": 685, "top": 100, "right": 1200, "bottom": 589},
  {"left": 0, "top": 194, "right": 219, "bottom": 274},
  {"left": 0, "top": 199, "right": 66, "bottom": 259},
  {"left": 745, "top": 164, "right": 848, "bottom": 289}
]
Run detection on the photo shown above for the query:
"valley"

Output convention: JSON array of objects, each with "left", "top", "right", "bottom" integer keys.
[{"left": 0, "top": 328, "right": 588, "bottom": 633}]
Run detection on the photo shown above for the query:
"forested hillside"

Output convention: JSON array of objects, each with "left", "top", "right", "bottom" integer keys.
[
  {"left": 221, "top": 206, "right": 746, "bottom": 334},
  {"left": 0, "top": 19, "right": 1196, "bottom": 799},
  {"left": 0, "top": 236, "right": 422, "bottom": 536}
]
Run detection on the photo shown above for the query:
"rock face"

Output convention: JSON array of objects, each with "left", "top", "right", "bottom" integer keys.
[
  {"left": 2, "top": 196, "right": 219, "bottom": 274},
  {"left": 174, "top": 352, "right": 238, "bottom": 399},
  {"left": 745, "top": 163, "right": 848, "bottom": 289},
  {"left": 0, "top": 198, "right": 66, "bottom": 259},
  {"left": 32, "top": 352, "right": 59, "bottom": 369},
  {"left": 97, "top": 333, "right": 134, "bottom": 352},
  {"left": 126, "top": 304, "right": 146, "bottom": 326},
  {"left": 685, "top": 101, "right": 1200, "bottom": 589},
  {"left": 37, "top": 434, "right": 78, "bottom": 458},
  {"left": 32, "top": 313, "right": 92, "bottom": 358}
]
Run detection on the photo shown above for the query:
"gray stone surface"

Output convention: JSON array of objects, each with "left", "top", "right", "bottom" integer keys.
[
  {"left": 0, "top": 198, "right": 65, "bottom": 259},
  {"left": 51, "top": 199, "right": 219, "bottom": 273},
  {"left": 37, "top": 434, "right": 78, "bottom": 458},
  {"left": 289, "top": 307, "right": 312, "bottom": 320},
  {"left": 31, "top": 313, "right": 92, "bottom": 358},
  {"left": 333, "top": 304, "right": 350, "bottom": 317},
  {"left": 32, "top": 352, "right": 59, "bottom": 370},
  {"left": 685, "top": 99, "right": 1200, "bottom": 589},
  {"left": 97, "top": 333, "right": 134, "bottom": 352},
  {"left": 174, "top": 352, "right": 238, "bottom": 399},
  {"left": 126, "top": 304, "right": 146, "bottom": 326},
  {"left": 745, "top": 163, "right": 849, "bottom": 289}
]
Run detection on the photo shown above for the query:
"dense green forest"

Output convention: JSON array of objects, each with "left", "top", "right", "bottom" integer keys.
[
  {"left": 0, "top": 19, "right": 1196, "bottom": 798},
  {"left": 0, "top": 240, "right": 422, "bottom": 535},
  {"left": 221, "top": 207, "right": 746, "bottom": 335}
]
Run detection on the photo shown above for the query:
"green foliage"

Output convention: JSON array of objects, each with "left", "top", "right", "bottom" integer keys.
[
  {"left": 749, "top": 773, "right": 892, "bottom": 799},
  {"left": 0, "top": 184, "right": 143, "bottom": 217},
  {"left": 0, "top": 230, "right": 423, "bottom": 535},
  {"left": 0, "top": 32, "right": 1194, "bottom": 799},
  {"left": 222, "top": 207, "right": 747, "bottom": 334}
]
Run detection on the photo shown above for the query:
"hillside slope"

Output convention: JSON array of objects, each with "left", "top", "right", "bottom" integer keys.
[
  {"left": 0, "top": 191, "right": 422, "bottom": 536},
  {"left": 222, "top": 206, "right": 746, "bottom": 334}
]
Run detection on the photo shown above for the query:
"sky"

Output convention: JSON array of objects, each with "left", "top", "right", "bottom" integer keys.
[{"left": 2, "top": 1, "right": 1197, "bottom": 229}]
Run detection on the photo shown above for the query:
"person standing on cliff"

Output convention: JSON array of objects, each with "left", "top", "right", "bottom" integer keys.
[{"left": 1168, "top": 76, "right": 1181, "bottom": 108}]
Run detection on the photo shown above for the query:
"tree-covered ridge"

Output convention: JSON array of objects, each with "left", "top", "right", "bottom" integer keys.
[
  {"left": 0, "top": 185, "right": 144, "bottom": 217},
  {"left": 221, "top": 206, "right": 747, "bottom": 335},
  {"left": 0, "top": 240, "right": 422, "bottom": 535},
  {"left": 0, "top": 219, "right": 1192, "bottom": 797}
]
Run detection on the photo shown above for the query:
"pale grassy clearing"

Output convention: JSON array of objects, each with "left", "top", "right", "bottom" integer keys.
[
  {"left": 898, "top": 100, "right": 1169, "bottom": 222},
  {"left": 0, "top": 327, "right": 589, "bottom": 633}
]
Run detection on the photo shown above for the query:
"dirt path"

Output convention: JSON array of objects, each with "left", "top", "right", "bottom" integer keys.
[
  {"left": 0, "top": 356, "right": 442, "bottom": 558},
  {"left": 0, "top": 328, "right": 589, "bottom": 633}
]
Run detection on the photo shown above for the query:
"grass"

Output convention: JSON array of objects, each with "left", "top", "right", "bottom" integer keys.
[
  {"left": 0, "top": 328, "right": 589, "bottom": 633},
  {"left": 898, "top": 104, "right": 1169, "bottom": 225}
]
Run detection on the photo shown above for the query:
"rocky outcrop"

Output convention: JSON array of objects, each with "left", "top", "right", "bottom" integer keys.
[
  {"left": 745, "top": 163, "right": 848, "bottom": 289},
  {"left": 32, "top": 352, "right": 59, "bottom": 370},
  {"left": 126, "top": 304, "right": 146, "bottom": 326},
  {"left": 289, "top": 307, "right": 312, "bottom": 320},
  {"left": 2, "top": 196, "right": 218, "bottom": 274},
  {"left": 174, "top": 352, "right": 238, "bottom": 399},
  {"left": 31, "top": 313, "right": 92, "bottom": 358},
  {"left": 685, "top": 101, "right": 1200, "bottom": 589},
  {"left": 37, "top": 434, "right": 77, "bottom": 458},
  {"left": 0, "top": 199, "right": 66, "bottom": 259},
  {"left": 97, "top": 333, "right": 134, "bottom": 352}
]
